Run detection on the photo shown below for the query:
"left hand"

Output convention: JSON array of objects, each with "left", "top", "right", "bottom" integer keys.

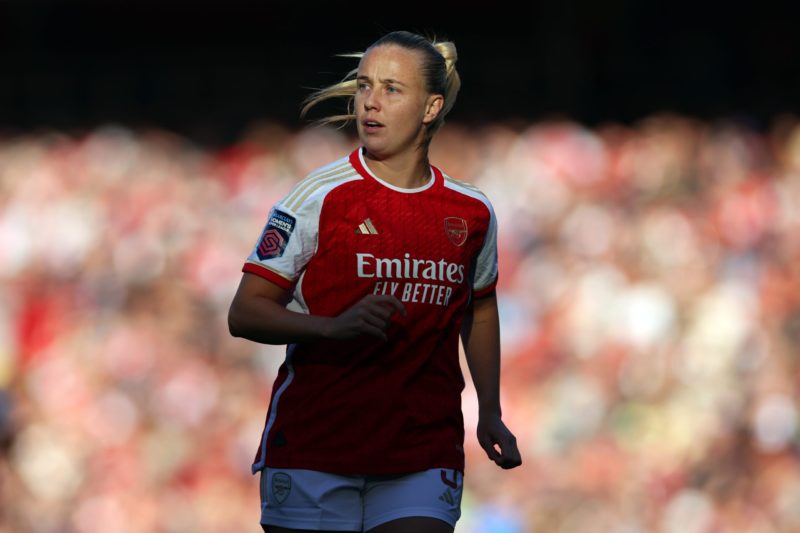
[{"left": 476, "top": 414, "right": 522, "bottom": 469}]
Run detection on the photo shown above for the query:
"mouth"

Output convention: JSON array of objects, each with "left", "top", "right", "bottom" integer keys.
[{"left": 362, "top": 119, "right": 385, "bottom": 133}]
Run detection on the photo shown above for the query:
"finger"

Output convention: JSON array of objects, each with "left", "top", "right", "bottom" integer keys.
[
  {"left": 497, "top": 454, "right": 522, "bottom": 469},
  {"left": 364, "top": 303, "right": 394, "bottom": 322},
  {"left": 362, "top": 313, "right": 389, "bottom": 331},
  {"left": 371, "top": 295, "right": 407, "bottom": 317},
  {"left": 496, "top": 441, "right": 522, "bottom": 469},
  {"left": 361, "top": 322, "right": 389, "bottom": 341},
  {"left": 499, "top": 433, "right": 518, "bottom": 454},
  {"left": 356, "top": 307, "right": 391, "bottom": 338},
  {"left": 363, "top": 305, "right": 395, "bottom": 325},
  {"left": 478, "top": 435, "right": 502, "bottom": 461},
  {"left": 496, "top": 447, "right": 522, "bottom": 468}
]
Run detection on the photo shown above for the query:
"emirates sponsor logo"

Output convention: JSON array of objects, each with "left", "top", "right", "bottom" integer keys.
[
  {"left": 356, "top": 252, "right": 465, "bottom": 307},
  {"left": 356, "top": 253, "right": 465, "bottom": 283}
]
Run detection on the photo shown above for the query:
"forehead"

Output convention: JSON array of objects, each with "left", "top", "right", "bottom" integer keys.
[{"left": 357, "top": 45, "right": 424, "bottom": 86}]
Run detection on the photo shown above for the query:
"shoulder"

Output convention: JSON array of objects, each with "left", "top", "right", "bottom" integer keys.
[
  {"left": 279, "top": 154, "right": 363, "bottom": 215},
  {"left": 439, "top": 170, "right": 495, "bottom": 217}
]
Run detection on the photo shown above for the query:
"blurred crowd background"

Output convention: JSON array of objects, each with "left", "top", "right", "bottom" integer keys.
[
  {"left": 2, "top": 114, "right": 800, "bottom": 532},
  {"left": 3, "top": 1, "right": 800, "bottom": 532}
]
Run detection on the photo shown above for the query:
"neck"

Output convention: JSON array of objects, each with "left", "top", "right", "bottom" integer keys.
[{"left": 362, "top": 146, "right": 431, "bottom": 189}]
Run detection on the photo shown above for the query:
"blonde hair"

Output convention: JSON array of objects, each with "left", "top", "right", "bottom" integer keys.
[{"left": 300, "top": 31, "right": 461, "bottom": 142}]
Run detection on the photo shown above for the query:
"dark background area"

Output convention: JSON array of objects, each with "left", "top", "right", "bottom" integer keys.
[{"left": 1, "top": 0, "right": 798, "bottom": 146}]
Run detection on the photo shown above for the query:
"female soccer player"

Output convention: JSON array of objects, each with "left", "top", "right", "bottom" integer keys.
[{"left": 228, "top": 30, "right": 521, "bottom": 533}]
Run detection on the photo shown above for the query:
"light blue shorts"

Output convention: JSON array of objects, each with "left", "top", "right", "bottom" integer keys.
[{"left": 259, "top": 467, "right": 463, "bottom": 532}]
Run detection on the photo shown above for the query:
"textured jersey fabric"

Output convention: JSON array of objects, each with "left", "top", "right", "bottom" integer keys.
[{"left": 243, "top": 146, "right": 498, "bottom": 475}]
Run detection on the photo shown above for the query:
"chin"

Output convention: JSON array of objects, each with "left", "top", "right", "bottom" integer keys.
[{"left": 360, "top": 138, "right": 392, "bottom": 160}]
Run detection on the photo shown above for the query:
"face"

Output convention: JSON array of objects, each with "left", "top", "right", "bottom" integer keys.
[{"left": 354, "top": 44, "right": 443, "bottom": 158}]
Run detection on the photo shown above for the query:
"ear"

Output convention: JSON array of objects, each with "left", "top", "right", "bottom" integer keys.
[{"left": 422, "top": 94, "right": 444, "bottom": 125}]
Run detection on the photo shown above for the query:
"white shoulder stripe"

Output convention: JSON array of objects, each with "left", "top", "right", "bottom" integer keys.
[
  {"left": 308, "top": 159, "right": 351, "bottom": 180},
  {"left": 283, "top": 166, "right": 356, "bottom": 211},
  {"left": 444, "top": 174, "right": 482, "bottom": 192},
  {"left": 443, "top": 175, "right": 491, "bottom": 209},
  {"left": 285, "top": 169, "right": 360, "bottom": 211}
]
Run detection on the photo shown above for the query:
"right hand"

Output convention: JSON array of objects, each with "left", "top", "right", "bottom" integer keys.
[{"left": 326, "top": 294, "right": 407, "bottom": 341}]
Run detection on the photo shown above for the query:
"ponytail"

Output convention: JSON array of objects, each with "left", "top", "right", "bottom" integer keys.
[{"left": 429, "top": 40, "right": 461, "bottom": 137}]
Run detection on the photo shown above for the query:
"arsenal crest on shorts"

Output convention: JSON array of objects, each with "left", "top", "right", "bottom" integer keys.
[
  {"left": 271, "top": 472, "right": 292, "bottom": 504},
  {"left": 444, "top": 217, "right": 468, "bottom": 246}
]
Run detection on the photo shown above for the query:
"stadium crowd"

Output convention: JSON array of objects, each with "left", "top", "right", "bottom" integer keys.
[{"left": 2, "top": 113, "right": 800, "bottom": 532}]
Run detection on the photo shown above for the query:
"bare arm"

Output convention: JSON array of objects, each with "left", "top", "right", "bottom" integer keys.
[
  {"left": 461, "top": 292, "right": 522, "bottom": 469},
  {"left": 228, "top": 272, "right": 406, "bottom": 345}
]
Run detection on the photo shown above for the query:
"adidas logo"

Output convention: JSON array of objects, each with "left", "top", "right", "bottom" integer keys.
[
  {"left": 439, "top": 489, "right": 455, "bottom": 506},
  {"left": 355, "top": 218, "right": 379, "bottom": 235}
]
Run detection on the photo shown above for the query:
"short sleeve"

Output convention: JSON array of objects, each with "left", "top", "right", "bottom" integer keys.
[
  {"left": 472, "top": 200, "right": 498, "bottom": 298},
  {"left": 242, "top": 199, "right": 319, "bottom": 290}
]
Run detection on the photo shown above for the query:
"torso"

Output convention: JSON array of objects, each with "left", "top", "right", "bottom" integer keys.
[{"left": 246, "top": 147, "right": 497, "bottom": 475}]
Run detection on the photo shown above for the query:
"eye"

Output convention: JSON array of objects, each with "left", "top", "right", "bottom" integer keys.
[
  {"left": 357, "top": 82, "right": 370, "bottom": 92},
  {"left": 386, "top": 85, "right": 398, "bottom": 94}
]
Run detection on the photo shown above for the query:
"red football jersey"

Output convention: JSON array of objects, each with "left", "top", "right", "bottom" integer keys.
[{"left": 243, "top": 146, "right": 498, "bottom": 475}]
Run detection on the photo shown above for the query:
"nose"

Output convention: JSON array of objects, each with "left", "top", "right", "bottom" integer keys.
[{"left": 363, "top": 87, "right": 380, "bottom": 111}]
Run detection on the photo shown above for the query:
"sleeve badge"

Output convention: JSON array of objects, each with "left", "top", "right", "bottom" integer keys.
[{"left": 257, "top": 209, "right": 297, "bottom": 260}]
